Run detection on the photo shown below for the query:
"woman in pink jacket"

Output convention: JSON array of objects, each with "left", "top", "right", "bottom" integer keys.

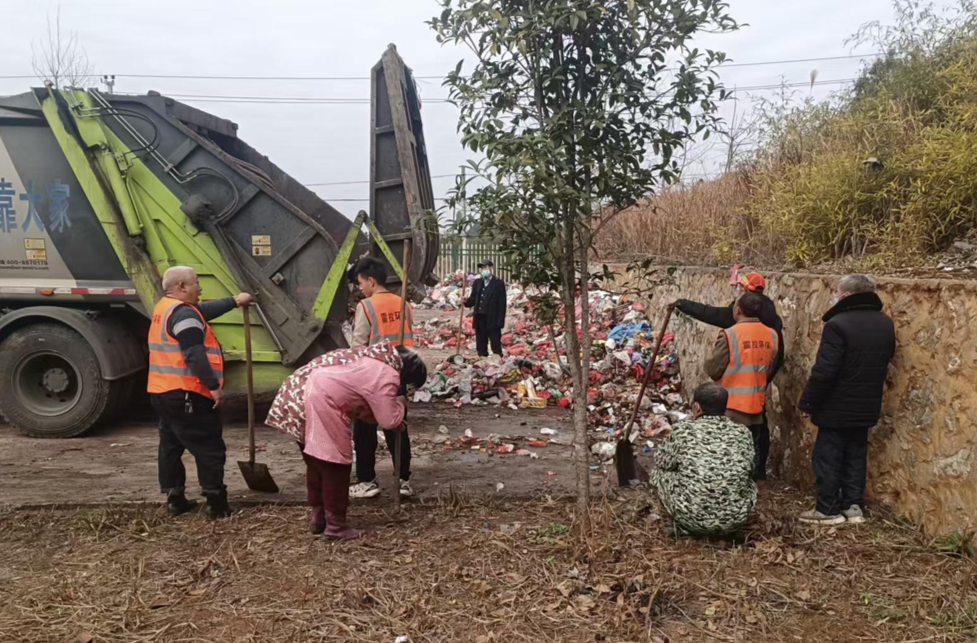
[{"left": 266, "top": 342, "right": 427, "bottom": 539}]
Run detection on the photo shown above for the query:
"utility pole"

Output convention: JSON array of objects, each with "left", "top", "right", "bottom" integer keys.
[{"left": 101, "top": 74, "right": 116, "bottom": 93}]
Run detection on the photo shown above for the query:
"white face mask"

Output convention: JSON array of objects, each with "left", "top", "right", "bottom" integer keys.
[{"left": 481, "top": 269, "right": 490, "bottom": 278}]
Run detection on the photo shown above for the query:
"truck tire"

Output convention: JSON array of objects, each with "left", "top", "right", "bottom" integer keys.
[{"left": 0, "top": 323, "right": 114, "bottom": 438}]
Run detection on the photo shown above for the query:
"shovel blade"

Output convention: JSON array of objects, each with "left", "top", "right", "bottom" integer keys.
[
  {"left": 615, "top": 439, "right": 637, "bottom": 487},
  {"left": 238, "top": 460, "right": 280, "bottom": 494}
]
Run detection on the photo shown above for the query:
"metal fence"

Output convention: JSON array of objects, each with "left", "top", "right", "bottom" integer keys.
[{"left": 436, "top": 236, "right": 513, "bottom": 283}]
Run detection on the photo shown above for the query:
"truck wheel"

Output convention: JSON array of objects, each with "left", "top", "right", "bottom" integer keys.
[{"left": 0, "top": 323, "right": 113, "bottom": 438}]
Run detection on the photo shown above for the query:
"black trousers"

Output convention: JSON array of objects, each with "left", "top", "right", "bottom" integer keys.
[
  {"left": 152, "top": 391, "right": 226, "bottom": 496},
  {"left": 812, "top": 426, "right": 870, "bottom": 515},
  {"left": 749, "top": 411, "right": 771, "bottom": 480},
  {"left": 474, "top": 315, "right": 503, "bottom": 357},
  {"left": 353, "top": 418, "right": 411, "bottom": 482}
]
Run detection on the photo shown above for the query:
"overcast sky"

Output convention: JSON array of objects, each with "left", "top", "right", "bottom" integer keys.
[{"left": 0, "top": 0, "right": 961, "bottom": 218}]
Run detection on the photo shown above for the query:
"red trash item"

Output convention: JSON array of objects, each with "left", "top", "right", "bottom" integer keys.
[
  {"left": 557, "top": 397, "right": 572, "bottom": 409},
  {"left": 501, "top": 333, "right": 515, "bottom": 346},
  {"left": 528, "top": 439, "right": 547, "bottom": 448}
]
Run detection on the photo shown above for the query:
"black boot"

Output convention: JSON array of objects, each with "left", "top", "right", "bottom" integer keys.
[
  {"left": 166, "top": 488, "right": 198, "bottom": 516},
  {"left": 203, "top": 491, "right": 236, "bottom": 518}
]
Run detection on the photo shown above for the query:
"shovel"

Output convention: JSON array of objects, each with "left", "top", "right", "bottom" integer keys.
[
  {"left": 393, "top": 240, "right": 412, "bottom": 509},
  {"left": 238, "top": 304, "right": 280, "bottom": 493},
  {"left": 615, "top": 306, "right": 673, "bottom": 487}
]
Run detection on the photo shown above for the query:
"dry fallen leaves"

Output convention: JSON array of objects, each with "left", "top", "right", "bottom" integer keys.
[{"left": 1, "top": 488, "right": 973, "bottom": 643}]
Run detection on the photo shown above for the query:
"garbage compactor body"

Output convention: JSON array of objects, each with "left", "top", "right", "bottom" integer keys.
[{"left": 0, "top": 45, "right": 438, "bottom": 438}]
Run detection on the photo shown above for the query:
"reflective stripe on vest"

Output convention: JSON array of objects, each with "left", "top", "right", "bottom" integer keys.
[
  {"left": 361, "top": 292, "right": 414, "bottom": 347},
  {"left": 147, "top": 296, "right": 225, "bottom": 399},
  {"left": 719, "top": 322, "right": 778, "bottom": 416}
]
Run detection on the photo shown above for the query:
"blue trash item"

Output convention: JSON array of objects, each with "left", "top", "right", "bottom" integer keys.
[{"left": 607, "top": 322, "right": 651, "bottom": 343}]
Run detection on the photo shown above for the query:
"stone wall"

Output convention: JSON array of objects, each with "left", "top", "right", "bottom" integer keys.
[{"left": 611, "top": 265, "right": 977, "bottom": 538}]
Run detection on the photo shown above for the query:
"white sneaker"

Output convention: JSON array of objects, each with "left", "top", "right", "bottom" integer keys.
[
  {"left": 842, "top": 505, "right": 866, "bottom": 524},
  {"left": 798, "top": 509, "right": 846, "bottom": 525},
  {"left": 349, "top": 481, "right": 380, "bottom": 499},
  {"left": 399, "top": 480, "right": 412, "bottom": 498}
]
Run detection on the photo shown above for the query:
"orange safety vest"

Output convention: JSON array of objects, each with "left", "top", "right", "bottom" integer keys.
[
  {"left": 719, "top": 321, "right": 779, "bottom": 416},
  {"left": 360, "top": 291, "right": 414, "bottom": 347},
  {"left": 147, "top": 296, "right": 225, "bottom": 399}
]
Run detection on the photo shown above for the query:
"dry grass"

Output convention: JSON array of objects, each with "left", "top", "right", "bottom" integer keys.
[
  {"left": 1, "top": 486, "right": 976, "bottom": 643},
  {"left": 594, "top": 174, "right": 767, "bottom": 267}
]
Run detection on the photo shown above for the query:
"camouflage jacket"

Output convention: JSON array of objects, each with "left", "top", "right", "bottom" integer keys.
[{"left": 651, "top": 415, "right": 757, "bottom": 535}]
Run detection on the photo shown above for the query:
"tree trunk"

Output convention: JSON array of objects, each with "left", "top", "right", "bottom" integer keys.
[
  {"left": 574, "top": 223, "right": 594, "bottom": 524},
  {"left": 562, "top": 292, "right": 591, "bottom": 523},
  {"left": 559, "top": 235, "right": 590, "bottom": 526}
]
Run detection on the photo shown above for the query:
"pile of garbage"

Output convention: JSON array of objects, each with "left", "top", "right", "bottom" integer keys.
[
  {"left": 412, "top": 275, "right": 691, "bottom": 446},
  {"left": 417, "top": 270, "right": 470, "bottom": 312}
]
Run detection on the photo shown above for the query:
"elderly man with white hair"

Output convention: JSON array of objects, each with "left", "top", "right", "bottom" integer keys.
[
  {"left": 147, "top": 266, "right": 252, "bottom": 518},
  {"left": 798, "top": 274, "right": 895, "bottom": 526}
]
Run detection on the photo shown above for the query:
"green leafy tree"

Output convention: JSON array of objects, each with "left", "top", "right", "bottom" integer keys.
[{"left": 431, "top": 0, "right": 737, "bottom": 519}]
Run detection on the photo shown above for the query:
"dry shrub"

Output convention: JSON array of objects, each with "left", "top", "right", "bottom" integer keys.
[
  {"left": 593, "top": 173, "right": 754, "bottom": 265},
  {"left": 597, "top": 2, "right": 977, "bottom": 270}
]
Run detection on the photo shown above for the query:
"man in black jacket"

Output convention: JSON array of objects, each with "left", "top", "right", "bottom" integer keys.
[
  {"left": 673, "top": 270, "right": 784, "bottom": 479},
  {"left": 465, "top": 259, "right": 506, "bottom": 357},
  {"left": 798, "top": 274, "right": 895, "bottom": 525}
]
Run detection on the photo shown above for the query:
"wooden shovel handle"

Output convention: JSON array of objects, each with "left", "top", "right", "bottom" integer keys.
[
  {"left": 243, "top": 304, "right": 256, "bottom": 465},
  {"left": 622, "top": 307, "right": 673, "bottom": 443}
]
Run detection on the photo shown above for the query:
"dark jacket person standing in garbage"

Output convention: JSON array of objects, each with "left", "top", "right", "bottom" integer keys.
[
  {"left": 797, "top": 274, "right": 895, "bottom": 526},
  {"left": 673, "top": 269, "right": 784, "bottom": 479},
  {"left": 465, "top": 259, "right": 507, "bottom": 357}
]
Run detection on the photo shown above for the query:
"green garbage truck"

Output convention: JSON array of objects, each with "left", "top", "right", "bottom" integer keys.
[{"left": 0, "top": 45, "right": 439, "bottom": 438}]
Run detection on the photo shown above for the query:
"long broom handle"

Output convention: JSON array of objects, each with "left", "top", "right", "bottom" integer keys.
[
  {"left": 243, "top": 304, "right": 256, "bottom": 466},
  {"left": 622, "top": 307, "right": 673, "bottom": 443},
  {"left": 394, "top": 240, "right": 411, "bottom": 509}
]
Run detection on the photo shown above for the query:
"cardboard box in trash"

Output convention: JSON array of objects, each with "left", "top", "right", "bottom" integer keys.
[{"left": 517, "top": 378, "right": 547, "bottom": 408}]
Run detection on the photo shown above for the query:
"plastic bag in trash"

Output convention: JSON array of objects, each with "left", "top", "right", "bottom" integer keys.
[
  {"left": 591, "top": 441, "right": 618, "bottom": 460},
  {"left": 542, "top": 361, "right": 563, "bottom": 381}
]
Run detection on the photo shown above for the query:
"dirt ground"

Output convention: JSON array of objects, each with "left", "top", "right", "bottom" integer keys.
[
  {"left": 0, "top": 311, "right": 607, "bottom": 508},
  {"left": 0, "top": 403, "right": 585, "bottom": 507}
]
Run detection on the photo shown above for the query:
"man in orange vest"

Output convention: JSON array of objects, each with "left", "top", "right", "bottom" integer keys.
[
  {"left": 148, "top": 266, "right": 252, "bottom": 518},
  {"left": 673, "top": 267, "right": 784, "bottom": 479},
  {"left": 349, "top": 257, "right": 415, "bottom": 500},
  {"left": 704, "top": 292, "right": 779, "bottom": 473}
]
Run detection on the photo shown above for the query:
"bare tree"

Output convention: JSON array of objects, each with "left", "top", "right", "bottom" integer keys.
[{"left": 31, "top": 5, "right": 92, "bottom": 89}]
